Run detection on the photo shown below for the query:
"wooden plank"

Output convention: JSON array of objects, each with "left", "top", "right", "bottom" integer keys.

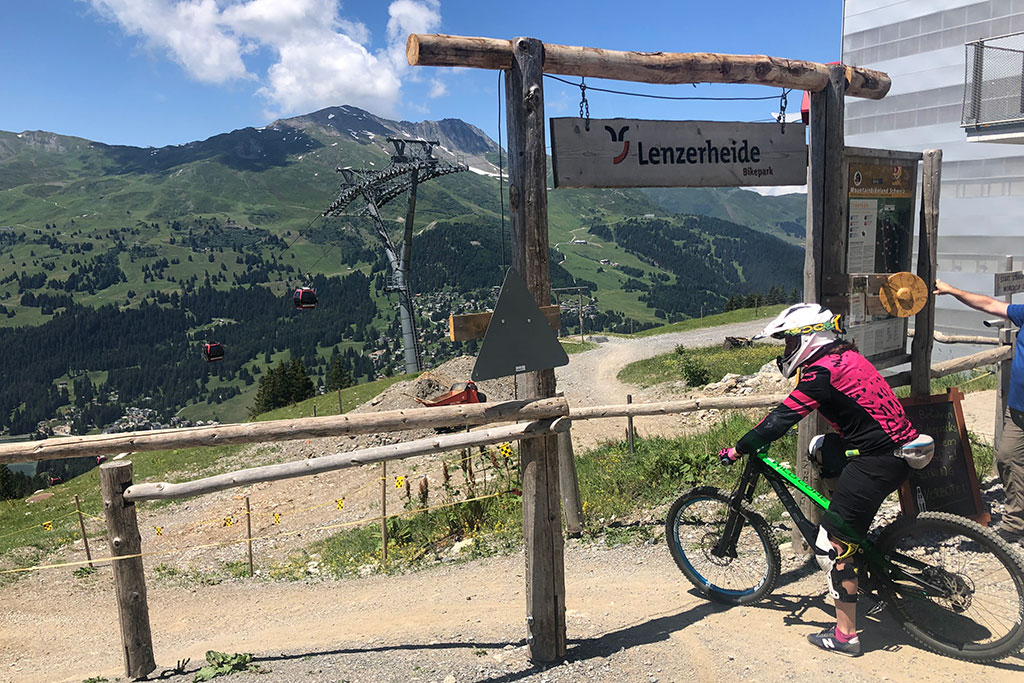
[
  {"left": 124, "top": 418, "right": 568, "bottom": 502},
  {"left": 0, "top": 397, "right": 569, "bottom": 465},
  {"left": 449, "top": 305, "right": 561, "bottom": 341},
  {"left": 100, "top": 462, "right": 156, "bottom": 679},
  {"left": 557, "top": 429, "right": 583, "bottom": 537},
  {"left": 406, "top": 34, "right": 891, "bottom": 99},
  {"left": 911, "top": 150, "right": 942, "bottom": 396},
  {"left": 843, "top": 147, "right": 924, "bottom": 161},
  {"left": 569, "top": 394, "right": 788, "bottom": 420},
  {"left": 506, "top": 36, "right": 566, "bottom": 664},
  {"left": 549, "top": 119, "right": 807, "bottom": 188}
]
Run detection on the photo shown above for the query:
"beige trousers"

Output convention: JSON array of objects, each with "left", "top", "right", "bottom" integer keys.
[{"left": 997, "top": 407, "right": 1024, "bottom": 535}]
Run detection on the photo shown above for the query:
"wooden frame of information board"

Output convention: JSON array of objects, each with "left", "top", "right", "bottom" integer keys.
[{"left": 897, "top": 387, "right": 989, "bottom": 524}]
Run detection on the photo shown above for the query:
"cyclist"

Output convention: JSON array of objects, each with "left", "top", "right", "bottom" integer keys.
[{"left": 718, "top": 303, "right": 920, "bottom": 656}]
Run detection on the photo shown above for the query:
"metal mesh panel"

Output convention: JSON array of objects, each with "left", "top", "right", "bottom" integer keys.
[{"left": 962, "top": 33, "right": 1024, "bottom": 127}]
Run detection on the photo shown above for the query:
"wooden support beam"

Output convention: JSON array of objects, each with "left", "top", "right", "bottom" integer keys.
[
  {"left": 124, "top": 418, "right": 567, "bottom": 502},
  {"left": 911, "top": 149, "right": 942, "bottom": 396},
  {"left": 450, "top": 305, "right": 561, "bottom": 341},
  {"left": 506, "top": 36, "right": 566, "bottom": 664},
  {"left": 0, "top": 397, "right": 569, "bottom": 465},
  {"left": 100, "top": 461, "right": 156, "bottom": 679},
  {"left": 407, "top": 34, "right": 891, "bottom": 99}
]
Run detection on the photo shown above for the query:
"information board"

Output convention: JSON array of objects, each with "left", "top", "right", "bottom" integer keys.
[
  {"left": 842, "top": 149, "right": 920, "bottom": 365},
  {"left": 897, "top": 388, "right": 989, "bottom": 524}
]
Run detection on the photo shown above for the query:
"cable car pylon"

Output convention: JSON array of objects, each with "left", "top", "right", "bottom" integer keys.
[{"left": 323, "top": 138, "right": 467, "bottom": 375}]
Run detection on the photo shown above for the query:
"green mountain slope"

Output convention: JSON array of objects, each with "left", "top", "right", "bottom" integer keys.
[{"left": 0, "top": 105, "right": 807, "bottom": 433}]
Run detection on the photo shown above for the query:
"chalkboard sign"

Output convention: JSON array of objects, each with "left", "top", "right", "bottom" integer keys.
[{"left": 897, "top": 388, "right": 990, "bottom": 524}]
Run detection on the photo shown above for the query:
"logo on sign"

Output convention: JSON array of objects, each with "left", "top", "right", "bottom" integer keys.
[{"left": 605, "top": 125, "right": 630, "bottom": 164}]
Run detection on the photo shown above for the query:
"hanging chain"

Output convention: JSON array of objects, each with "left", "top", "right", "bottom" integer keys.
[
  {"left": 776, "top": 88, "right": 789, "bottom": 134},
  {"left": 578, "top": 77, "right": 590, "bottom": 131}
]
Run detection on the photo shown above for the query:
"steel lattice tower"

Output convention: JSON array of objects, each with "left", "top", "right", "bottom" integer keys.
[{"left": 324, "top": 138, "right": 467, "bottom": 375}]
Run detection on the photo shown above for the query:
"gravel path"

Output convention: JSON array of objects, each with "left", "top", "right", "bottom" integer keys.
[{"left": 555, "top": 319, "right": 774, "bottom": 449}]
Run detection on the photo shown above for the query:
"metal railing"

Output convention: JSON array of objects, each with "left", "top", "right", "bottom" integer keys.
[{"left": 962, "top": 33, "right": 1024, "bottom": 129}]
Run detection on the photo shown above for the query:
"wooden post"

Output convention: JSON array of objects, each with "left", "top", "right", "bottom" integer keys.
[
  {"left": 245, "top": 496, "right": 254, "bottom": 578},
  {"left": 100, "top": 461, "right": 155, "bottom": 679},
  {"left": 74, "top": 494, "right": 93, "bottom": 568},
  {"left": 911, "top": 149, "right": 942, "bottom": 397},
  {"left": 578, "top": 290, "right": 584, "bottom": 344},
  {"left": 557, "top": 429, "right": 583, "bottom": 537},
  {"left": 380, "top": 461, "right": 388, "bottom": 564},
  {"left": 506, "top": 35, "right": 566, "bottom": 663},
  {"left": 313, "top": 404, "right": 317, "bottom": 418},
  {"left": 794, "top": 64, "right": 846, "bottom": 552},
  {"left": 626, "top": 394, "right": 635, "bottom": 454},
  {"left": 997, "top": 256, "right": 1014, "bottom": 451},
  {"left": 338, "top": 388, "right": 343, "bottom": 414}
]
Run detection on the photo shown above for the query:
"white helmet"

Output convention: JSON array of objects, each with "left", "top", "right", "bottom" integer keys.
[{"left": 754, "top": 303, "right": 844, "bottom": 378}]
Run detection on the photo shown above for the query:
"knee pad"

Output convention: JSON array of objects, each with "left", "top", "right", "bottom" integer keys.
[{"left": 814, "top": 526, "right": 859, "bottom": 604}]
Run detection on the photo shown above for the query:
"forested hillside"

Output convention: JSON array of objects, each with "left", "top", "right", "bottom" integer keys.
[{"left": 0, "top": 104, "right": 806, "bottom": 435}]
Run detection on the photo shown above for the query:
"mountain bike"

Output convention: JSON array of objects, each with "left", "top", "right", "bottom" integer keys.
[{"left": 664, "top": 446, "right": 1024, "bottom": 661}]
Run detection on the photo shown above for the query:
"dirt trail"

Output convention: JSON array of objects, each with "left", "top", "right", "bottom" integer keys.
[{"left": 1, "top": 325, "right": 1019, "bottom": 682}]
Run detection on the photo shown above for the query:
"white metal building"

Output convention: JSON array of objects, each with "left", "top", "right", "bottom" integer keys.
[{"left": 843, "top": 0, "right": 1024, "bottom": 343}]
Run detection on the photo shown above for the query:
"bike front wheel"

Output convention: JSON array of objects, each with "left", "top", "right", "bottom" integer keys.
[
  {"left": 665, "top": 486, "right": 781, "bottom": 605},
  {"left": 876, "top": 511, "right": 1024, "bottom": 661}
]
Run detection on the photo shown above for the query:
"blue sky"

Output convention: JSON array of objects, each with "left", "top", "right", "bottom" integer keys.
[{"left": 1, "top": 1, "right": 842, "bottom": 148}]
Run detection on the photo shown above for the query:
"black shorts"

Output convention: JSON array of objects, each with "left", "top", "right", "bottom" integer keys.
[{"left": 822, "top": 453, "right": 910, "bottom": 543}]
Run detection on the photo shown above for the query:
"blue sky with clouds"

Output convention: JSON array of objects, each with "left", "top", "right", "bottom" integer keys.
[{"left": 1, "top": 1, "right": 842, "bottom": 148}]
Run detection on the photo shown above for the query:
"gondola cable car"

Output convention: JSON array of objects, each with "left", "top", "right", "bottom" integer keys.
[
  {"left": 203, "top": 341, "right": 225, "bottom": 362},
  {"left": 293, "top": 286, "right": 318, "bottom": 310}
]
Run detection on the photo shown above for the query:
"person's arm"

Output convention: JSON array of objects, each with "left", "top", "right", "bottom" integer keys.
[
  {"left": 735, "top": 366, "right": 830, "bottom": 454},
  {"left": 934, "top": 278, "right": 1009, "bottom": 318}
]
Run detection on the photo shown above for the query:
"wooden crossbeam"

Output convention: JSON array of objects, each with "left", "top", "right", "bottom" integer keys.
[
  {"left": 449, "top": 304, "right": 561, "bottom": 341},
  {"left": 407, "top": 34, "right": 891, "bottom": 100}
]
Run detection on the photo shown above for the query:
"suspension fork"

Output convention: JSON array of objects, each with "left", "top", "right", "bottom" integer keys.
[{"left": 712, "top": 456, "right": 762, "bottom": 558}]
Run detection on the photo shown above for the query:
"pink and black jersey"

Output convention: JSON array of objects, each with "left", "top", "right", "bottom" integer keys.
[{"left": 737, "top": 346, "right": 917, "bottom": 456}]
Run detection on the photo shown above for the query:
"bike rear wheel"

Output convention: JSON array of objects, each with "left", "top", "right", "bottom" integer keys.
[
  {"left": 876, "top": 512, "right": 1024, "bottom": 661},
  {"left": 665, "top": 486, "right": 781, "bottom": 605}
]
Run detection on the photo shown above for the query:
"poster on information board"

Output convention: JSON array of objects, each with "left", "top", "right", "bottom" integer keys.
[{"left": 842, "top": 149, "right": 920, "bottom": 367}]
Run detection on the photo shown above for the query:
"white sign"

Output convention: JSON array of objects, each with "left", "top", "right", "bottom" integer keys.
[
  {"left": 995, "top": 271, "right": 1024, "bottom": 297},
  {"left": 550, "top": 118, "right": 807, "bottom": 188}
]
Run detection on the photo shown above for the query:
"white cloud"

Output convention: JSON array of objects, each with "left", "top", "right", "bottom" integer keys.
[
  {"left": 88, "top": 0, "right": 442, "bottom": 117},
  {"left": 427, "top": 77, "right": 447, "bottom": 98}
]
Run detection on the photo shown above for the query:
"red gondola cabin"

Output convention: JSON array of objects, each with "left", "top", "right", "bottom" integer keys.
[
  {"left": 293, "top": 287, "right": 318, "bottom": 310},
  {"left": 204, "top": 342, "right": 225, "bottom": 362}
]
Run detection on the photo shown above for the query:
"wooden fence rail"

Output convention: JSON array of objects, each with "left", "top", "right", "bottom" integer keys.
[
  {"left": 124, "top": 417, "right": 567, "bottom": 502},
  {"left": 0, "top": 397, "right": 568, "bottom": 465}
]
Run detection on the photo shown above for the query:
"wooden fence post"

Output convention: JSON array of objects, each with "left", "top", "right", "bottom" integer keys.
[
  {"left": 911, "top": 149, "right": 942, "bottom": 397},
  {"left": 557, "top": 429, "right": 583, "bottom": 537},
  {"left": 626, "top": 395, "right": 635, "bottom": 454},
  {"left": 100, "top": 461, "right": 156, "bottom": 679},
  {"left": 338, "top": 388, "right": 343, "bottom": 414},
  {"left": 245, "top": 496, "right": 254, "bottom": 578},
  {"left": 74, "top": 494, "right": 93, "bottom": 568},
  {"left": 996, "top": 255, "right": 1014, "bottom": 452},
  {"left": 506, "top": 35, "right": 567, "bottom": 662},
  {"left": 380, "top": 461, "right": 388, "bottom": 564}
]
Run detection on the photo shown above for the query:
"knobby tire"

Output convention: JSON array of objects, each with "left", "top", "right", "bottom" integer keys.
[
  {"left": 665, "top": 486, "right": 781, "bottom": 605},
  {"left": 876, "top": 511, "right": 1024, "bottom": 661}
]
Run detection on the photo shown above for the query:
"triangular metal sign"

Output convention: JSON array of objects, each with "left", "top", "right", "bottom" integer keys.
[{"left": 472, "top": 270, "right": 569, "bottom": 382}]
